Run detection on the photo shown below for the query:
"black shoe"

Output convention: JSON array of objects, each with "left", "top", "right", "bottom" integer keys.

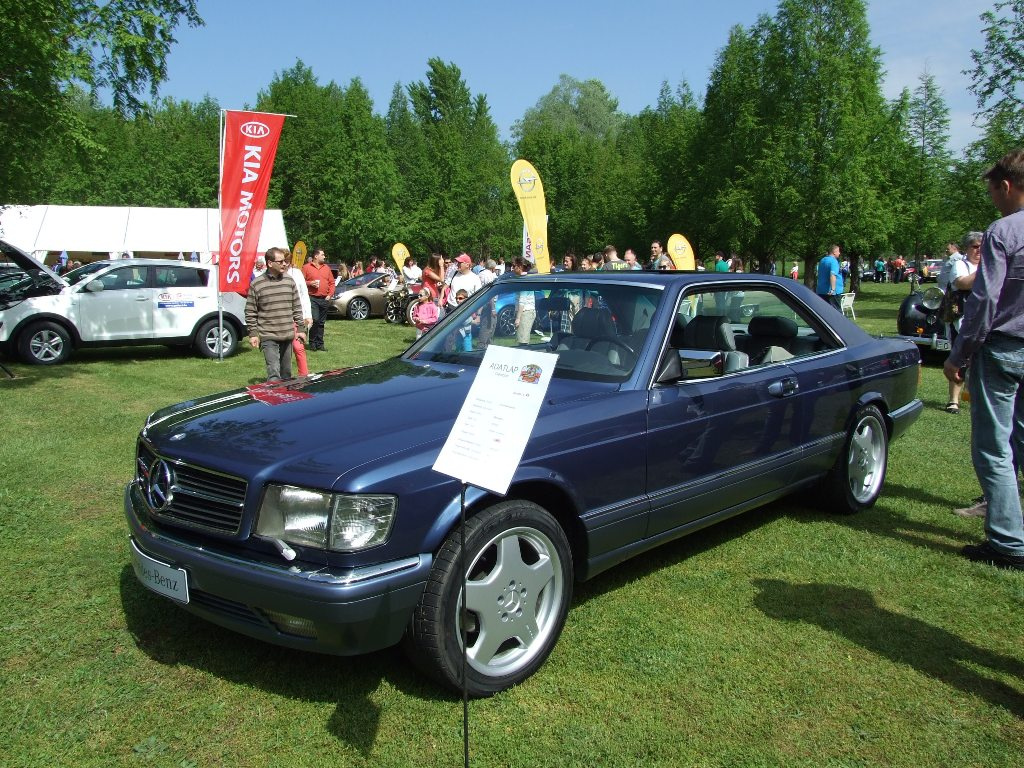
[
  {"left": 962, "top": 541, "right": 1024, "bottom": 570},
  {"left": 318, "top": 345, "right": 327, "bottom": 352}
]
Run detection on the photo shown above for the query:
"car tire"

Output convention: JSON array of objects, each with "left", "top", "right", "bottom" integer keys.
[
  {"left": 195, "top": 319, "right": 238, "bottom": 359},
  {"left": 385, "top": 297, "right": 404, "bottom": 324},
  {"left": 18, "top": 321, "right": 72, "bottom": 365},
  {"left": 404, "top": 296, "right": 419, "bottom": 326},
  {"left": 405, "top": 499, "right": 573, "bottom": 697},
  {"left": 821, "top": 404, "right": 888, "bottom": 514},
  {"left": 348, "top": 297, "right": 371, "bottom": 321},
  {"left": 496, "top": 305, "right": 516, "bottom": 338}
]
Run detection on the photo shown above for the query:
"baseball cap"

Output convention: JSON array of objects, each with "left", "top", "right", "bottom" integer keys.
[{"left": 455, "top": 254, "right": 471, "bottom": 264}]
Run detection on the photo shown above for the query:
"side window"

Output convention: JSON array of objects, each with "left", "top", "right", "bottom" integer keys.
[
  {"left": 667, "top": 287, "right": 837, "bottom": 379},
  {"left": 98, "top": 266, "right": 149, "bottom": 291},
  {"left": 155, "top": 266, "right": 205, "bottom": 288}
]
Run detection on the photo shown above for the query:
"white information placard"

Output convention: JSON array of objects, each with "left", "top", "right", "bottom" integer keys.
[{"left": 433, "top": 345, "right": 557, "bottom": 495}]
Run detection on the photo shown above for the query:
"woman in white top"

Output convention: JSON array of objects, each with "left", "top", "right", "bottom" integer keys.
[
  {"left": 945, "top": 232, "right": 984, "bottom": 413},
  {"left": 402, "top": 256, "right": 422, "bottom": 284}
]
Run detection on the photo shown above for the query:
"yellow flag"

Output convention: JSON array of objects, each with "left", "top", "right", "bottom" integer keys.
[
  {"left": 511, "top": 159, "right": 551, "bottom": 274},
  {"left": 667, "top": 233, "right": 695, "bottom": 270},
  {"left": 292, "top": 240, "right": 307, "bottom": 270},
  {"left": 391, "top": 242, "right": 410, "bottom": 273}
]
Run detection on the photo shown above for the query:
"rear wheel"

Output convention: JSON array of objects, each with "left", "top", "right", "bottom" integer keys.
[
  {"left": 405, "top": 500, "right": 573, "bottom": 697},
  {"left": 385, "top": 296, "right": 404, "bottom": 324},
  {"left": 18, "top": 321, "right": 71, "bottom": 365},
  {"left": 821, "top": 404, "right": 888, "bottom": 513},
  {"left": 404, "top": 296, "right": 419, "bottom": 326},
  {"left": 496, "top": 305, "right": 516, "bottom": 337},
  {"left": 195, "top": 319, "right": 238, "bottom": 359},
  {"left": 348, "top": 297, "right": 371, "bottom": 321}
]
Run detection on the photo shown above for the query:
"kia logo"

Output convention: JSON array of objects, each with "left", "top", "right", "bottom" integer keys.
[{"left": 240, "top": 121, "right": 270, "bottom": 138}]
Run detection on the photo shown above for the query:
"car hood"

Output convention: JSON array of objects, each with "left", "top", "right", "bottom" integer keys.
[
  {"left": 141, "top": 357, "right": 605, "bottom": 492},
  {"left": 0, "top": 240, "right": 66, "bottom": 307}
]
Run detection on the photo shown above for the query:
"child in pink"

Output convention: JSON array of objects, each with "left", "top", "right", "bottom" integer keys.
[{"left": 413, "top": 285, "right": 440, "bottom": 338}]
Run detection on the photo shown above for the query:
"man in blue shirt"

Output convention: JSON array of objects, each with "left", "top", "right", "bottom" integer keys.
[
  {"left": 944, "top": 149, "right": 1024, "bottom": 571},
  {"left": 816, "top": 244, "right": 843, "bottom": 310}
]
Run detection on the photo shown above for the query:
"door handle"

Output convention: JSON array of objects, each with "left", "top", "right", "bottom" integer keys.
[
  {"left": 767, "top": 377, "right": 799, "bottom": 398},
  {"left": 136, "top": 296, "right": 149, "bottom": 301}
]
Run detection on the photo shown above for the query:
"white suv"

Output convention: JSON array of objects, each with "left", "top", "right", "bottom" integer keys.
[{"left": 0, "top": 240, "right": 245, "bottom": 365}]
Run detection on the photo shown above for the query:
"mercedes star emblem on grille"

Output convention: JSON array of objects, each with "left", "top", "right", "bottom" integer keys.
[{"left": 146, "top": 458, "right": 175, "bottom": 511}]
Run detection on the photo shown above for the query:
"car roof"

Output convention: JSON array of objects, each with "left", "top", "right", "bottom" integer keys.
[
  {"left": 86, "top": 259, "right": 211, "bottom": 268},
  {"left": 511, "top": 270, "right": 797, "bottom": 288}
]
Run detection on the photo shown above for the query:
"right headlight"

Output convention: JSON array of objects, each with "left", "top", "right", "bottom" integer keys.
[{"left": 255, "top": 484, "right": 396, "bottom": 553}]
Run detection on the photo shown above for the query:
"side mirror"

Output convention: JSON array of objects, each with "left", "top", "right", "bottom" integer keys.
[
  {"left": 655, "top": 351, "right": 682, "bottom": 383},
  {"left": 84, "top": 280, "right": 104, "bottom": 293}
]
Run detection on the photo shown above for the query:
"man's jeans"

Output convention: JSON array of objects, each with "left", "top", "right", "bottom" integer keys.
[
  {"left": 969, "top": 334, "right": 1024, "bottom": 556},
  {"left": 260, "top": 338, "right": 293, "bottom": 382}
]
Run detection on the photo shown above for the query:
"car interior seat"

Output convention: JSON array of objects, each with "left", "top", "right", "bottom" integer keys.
[
  {"left": 746, "top": 315, "right": 798, "bottom": 364},
  {"left": 557, "top": 306, "right": 631, "bottom": 368},
  {"left": 674, "top": 314, "right": 748, "bottom": 373}
]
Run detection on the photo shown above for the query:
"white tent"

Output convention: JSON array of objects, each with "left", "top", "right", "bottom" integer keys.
[{"left": 0, "top": 205, "right": 288, "bottom": 263}]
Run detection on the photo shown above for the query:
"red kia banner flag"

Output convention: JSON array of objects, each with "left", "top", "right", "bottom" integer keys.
[{"left": 218, "top": 111, "right": 286, "bottom": 293}]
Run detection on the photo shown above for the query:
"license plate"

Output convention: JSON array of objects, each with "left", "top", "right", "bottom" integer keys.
[
  {"left": 935, "top": 339, "right": 951, "bottom": 351},
  {"left": 130, "top": 539, "right": 189, "bottom": 604}
]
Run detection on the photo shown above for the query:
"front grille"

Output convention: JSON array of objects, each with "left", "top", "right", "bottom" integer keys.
[
  {"left": 136, "top": 440, "right": 247, "bottom": 535},
  {"left": 190, "top": 590, "right": 267, "bottom": 627}
]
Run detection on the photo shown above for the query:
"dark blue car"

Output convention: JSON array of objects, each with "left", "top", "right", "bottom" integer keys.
[{"left": 125, "top": 271, "right": 922, "bottom": 696}]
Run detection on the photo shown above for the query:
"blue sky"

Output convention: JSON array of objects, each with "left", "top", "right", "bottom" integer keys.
[{"left": 159, "top": 0, "right": 993, "bottom": 152}]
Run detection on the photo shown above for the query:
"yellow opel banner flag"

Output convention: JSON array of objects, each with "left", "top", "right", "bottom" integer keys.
[
  {"left": 391, "top": 242, "right": 410, "bottom": 273},
  {"left": 667, "top": 233, "right": 696, "bottom": 270},
  {"left": 511, "top": 159, "right": 551, "bottom": 274},
  {"left": 292, "top": 241, "right": 307, "bottom": 269}
]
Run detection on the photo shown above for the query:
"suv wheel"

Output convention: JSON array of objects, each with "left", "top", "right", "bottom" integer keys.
[
  {"left": 195, "top": 319, "right": 238, "bottom": 359},
  {"left": 18, "top": 321, "right": 71, "bottom": 365}
]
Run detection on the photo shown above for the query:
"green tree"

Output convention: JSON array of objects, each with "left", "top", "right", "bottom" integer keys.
[
  {"left": 898, "top": 73, "right": 954, "bottom": 260},
  {"left": 694, "top": 0, "right": 894, "bottom": 281},
  {"left": 967, "top": 0, "right": 1024, "bottom": 127},
  {"left": 513, "top": 75, "right": 626, "bottom": 256},
  {"left": 405, "top": 58, "right": 515, "bottom": 257},
  {"left": 0, "top": 0, "right": 202, "bottom": 202}
]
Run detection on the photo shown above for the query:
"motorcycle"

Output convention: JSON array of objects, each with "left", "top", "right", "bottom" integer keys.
[{"left": 383, "top": 281, "right": 422, "bottom": 325}]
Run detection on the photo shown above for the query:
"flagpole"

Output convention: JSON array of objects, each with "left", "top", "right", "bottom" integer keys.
[{"left": 217, "top": 109, "right": 226, "bottom": 362}]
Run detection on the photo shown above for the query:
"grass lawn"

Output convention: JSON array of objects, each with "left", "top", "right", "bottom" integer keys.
[{"left": 1, "top": 287, "right": 1022, "bottom": 768}]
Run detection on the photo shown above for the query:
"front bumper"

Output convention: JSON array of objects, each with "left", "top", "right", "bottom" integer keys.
[
  {"left": 124, "top": 482, "right": 431, "bottom": 655},
  {"left": 890, "top": 333, "right": 950, "bottom": 352}
]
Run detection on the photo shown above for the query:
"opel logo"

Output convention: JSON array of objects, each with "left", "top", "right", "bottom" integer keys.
[
  {"left": 517, "top": 171, "right": 537, "bottom": 193},
  {"left": 146, "top": 459, "right": 175, "bottom": 511}
]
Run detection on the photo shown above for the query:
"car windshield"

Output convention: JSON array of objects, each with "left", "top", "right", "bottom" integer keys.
[
  {"left": 343, "top": 272, "right": 383, "bottom": 288},
  {"left": 405, "top": 277, "right": 663, "bottom": 383},
  {"left": 64, "top": 262, "right": 108, "bottom": 285}
]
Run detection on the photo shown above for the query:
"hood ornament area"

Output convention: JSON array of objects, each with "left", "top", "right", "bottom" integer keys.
[{"left": 145, "top": 459, "right": 175, "bottom": 511}]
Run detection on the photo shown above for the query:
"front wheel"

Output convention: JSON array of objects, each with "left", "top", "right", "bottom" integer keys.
[
  {"left": 348, "top": 297, "right": 371, "bottom": 321},
  {"left": 18, "top": 321, "right": 72, "bottom": 365},
  {"left": 821, "top": 404, "right": 888, "bottom": 513},
  {"left": 195, "top": 319, "right": 238, "bottom": 359},
  {"left": 405, "top": 500, "right": 573, "bottom": 697}
]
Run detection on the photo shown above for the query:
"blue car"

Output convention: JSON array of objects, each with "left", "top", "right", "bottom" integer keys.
[{"left": 125, "top": 271, "right": 922, "bottom": 696}]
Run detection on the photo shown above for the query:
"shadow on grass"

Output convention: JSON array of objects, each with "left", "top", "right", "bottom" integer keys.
[
  {"left": 784, "top": 490, "right": 977, "bottom": 557},
  {"left": 118, "top": 567, "right": 446, "bottom": 755},
  {"left": 752, "top": 579, "right": 1024, "bottom": 717},
  {"left": 573, "top": 501, "right": 790, "bottom": 606}
]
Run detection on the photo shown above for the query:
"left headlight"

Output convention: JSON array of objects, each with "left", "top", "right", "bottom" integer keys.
[{"left": 256, "top": 484, "right": 396, "bottom": 552}]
